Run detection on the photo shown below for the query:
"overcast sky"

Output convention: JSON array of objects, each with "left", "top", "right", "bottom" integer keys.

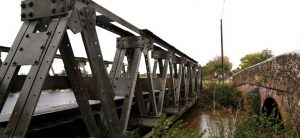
[{"left": 0, "top": 0, "right": 300, "bottom": 72}]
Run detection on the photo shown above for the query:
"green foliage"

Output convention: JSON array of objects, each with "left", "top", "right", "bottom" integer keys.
[
  {"left": 152, "top": 114, "right": 204, "bottom": 138},
  {"left": 200, "top": 81, "right": 238, "bottom": 108},
  {"left": 233, "top": 112, "right": 291, "bottom": 138},
  {"left": 202, "top": 56, "right": 233, "bottom": 77},
  {"left": 239, "top": 49, "right": 273, "bottom": 70},
  {"left": 231, "top": 67, "right": 241, "bottom": 74},
  {"left": 206, "top": 109, "right": 296, "bottom": 138}
]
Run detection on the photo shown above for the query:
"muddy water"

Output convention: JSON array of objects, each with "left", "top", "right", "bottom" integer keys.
[{"left": 181, "top": 105, "right": 230, "bottom": 138}]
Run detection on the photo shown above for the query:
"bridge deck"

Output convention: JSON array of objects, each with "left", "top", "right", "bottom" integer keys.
[{"left": 0, "top": 90, "right": 123, "bottom": 122}]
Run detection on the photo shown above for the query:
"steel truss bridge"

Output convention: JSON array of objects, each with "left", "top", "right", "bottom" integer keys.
[{"left": 0, "top": 0, "right": 202, "bottom": 137}]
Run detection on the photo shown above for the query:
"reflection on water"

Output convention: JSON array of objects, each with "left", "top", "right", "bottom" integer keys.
[{"left": 181, "top": 105, "right": 229, "bottom": 138}]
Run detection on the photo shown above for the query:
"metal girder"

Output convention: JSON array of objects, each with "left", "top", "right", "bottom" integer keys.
[
  {"left": 0, "top": 22, "right": 35, "bottom": 114},
  {"left": 151, "top": 50, "right": 195, "bottom": 112},
  {"left": 174, "top": 59, "right": 185, "bottom": 106},
  {"left": 119, "top": 48, "right": 142, "bottom": 133},
  {"left": 96, "top": 16, "right": 133, "bottom": 37},
  {"left": 135, "top": 74, "right": 148, "bottom": 115},
  {"left": 141, "top": 29, "right": 197, "bottom": 63},
  {"left": 0, "top": 46, "right": 113, "bottom": 66},
  {"left": 58, "top": 33, "right": 101, "bottom": 137},
  {"left": 5, "top": 15, "right": 69, "bottom": 137},
  {"left": 184, "top": 65, "right": 192, "bottom": 101},
  {"left": 109, "top": 36, "right": 157, "bottom": 133},
  {"left": 143, "top": 51, "right": 158, "bottom": 115},
  {"left": 117, "top": 36, "right": 153, "bottom": 49},
  {"left": 90, "top": 1, "right": 140, "bottom": 33},
  {"left": 79, "top": 6, "right": 122, "bottom": 137},
  {"left": 157, "top": 56, "right": 170, "bottom": 114},
  {"left": 168, "top": 58, "right": 176, "bottom": 105},
  {"left": 151, "top": 50, "right": 173, "bottom": 59}
]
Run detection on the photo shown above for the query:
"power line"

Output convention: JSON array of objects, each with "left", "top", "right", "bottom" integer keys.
[{"left": 221, "top": 0, "right": 226, "bottom": 18}]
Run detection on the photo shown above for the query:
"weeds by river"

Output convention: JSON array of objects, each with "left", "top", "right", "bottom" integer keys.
[
  {"left": 152, "top": 81, "right": 299, "bottom": 138},
  {"left": 199, "top": 80, "right": 238, "bottom": 109}
]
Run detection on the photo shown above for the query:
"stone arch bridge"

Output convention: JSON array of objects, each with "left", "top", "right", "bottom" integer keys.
[{"left": 233, "top": 51, "right": 300, "bottom": 126}]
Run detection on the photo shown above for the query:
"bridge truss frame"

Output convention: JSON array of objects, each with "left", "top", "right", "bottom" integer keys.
[{"left": 0, "top": 0, "right": 202, "bottom": 137}]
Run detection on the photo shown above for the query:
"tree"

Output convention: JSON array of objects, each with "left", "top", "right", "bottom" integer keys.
[
  {"left": 202, "top": 56, "right": 233, "bottom": 77},
  {"left": 231, "top": 67, "right": 241, "bottom": 74},
  {"left": 239, "top": 49, "right": 273, "bottom": 69}
]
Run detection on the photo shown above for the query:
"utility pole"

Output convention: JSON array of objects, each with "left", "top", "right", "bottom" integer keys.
[{"left": 220, "top": 19, "right": 224, "bottom": 84}]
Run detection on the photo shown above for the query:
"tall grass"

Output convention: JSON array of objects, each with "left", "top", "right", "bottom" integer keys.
[{"left": 199, "top": 80, "right": 238, "bottom": 109}]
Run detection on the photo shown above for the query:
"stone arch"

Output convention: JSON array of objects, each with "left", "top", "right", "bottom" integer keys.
[{"left": 262, "top": 97, "right": 283, "bottom": 124}]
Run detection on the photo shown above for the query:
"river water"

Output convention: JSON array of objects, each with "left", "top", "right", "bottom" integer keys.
[{"left": 181, "top": 105, "right": 230, "bottom": 138}]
